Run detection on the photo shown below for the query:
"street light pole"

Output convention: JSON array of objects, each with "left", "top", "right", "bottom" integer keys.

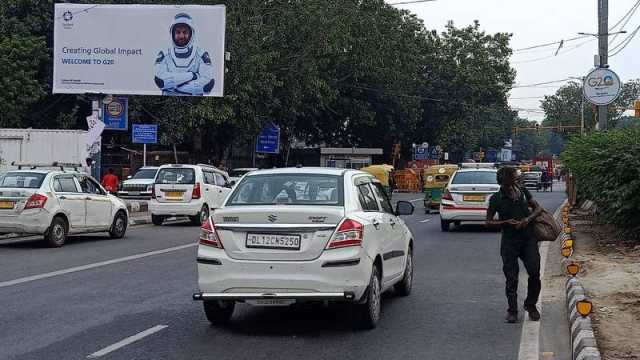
[{"left": 597, "top": 0, "right": 608, "bottom": 130}]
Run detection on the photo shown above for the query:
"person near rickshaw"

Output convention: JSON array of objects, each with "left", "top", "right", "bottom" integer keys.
[{"left": 540, "top": 170, "right": 550, "bottom": 191}]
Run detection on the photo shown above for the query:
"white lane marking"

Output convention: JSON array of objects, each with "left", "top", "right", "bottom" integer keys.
[
  {"left": 517, "top": 202, "right": 564, "bottom": 360},
  {"left": 87, "top": 325, "right": 168, "bottom": 358},
  {"left": 419, "top": 218, "right": 432, "bottom": 223},
  {"left": 0, "top": 243, "right": 196, "bottom": 289},
  {"left": 409, "top": 198, "right": 423, "bottom": 203}
]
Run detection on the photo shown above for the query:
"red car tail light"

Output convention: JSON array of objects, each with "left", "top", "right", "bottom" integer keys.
[
  {"left": 151, "top": 185, "right": 157, "bottom": 199},
  {"left": 24, "top": 193, "right": 47, "bottom": 210},
  {"left": 442, "top": 189, "right": 453, "bottom": 201},
  {"left": 199, "top": 218, "right": 223, "bottom": 249},
  {"left": 192, "top": 182, "right": 201, "bottom": 199},
  {"left": 326, "top": 218, "right": 364, "bottom": 249}
]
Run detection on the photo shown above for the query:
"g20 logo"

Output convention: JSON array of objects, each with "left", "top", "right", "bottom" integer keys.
[{"left": 587, "top": 75, "right": 615, "bottom": 87}]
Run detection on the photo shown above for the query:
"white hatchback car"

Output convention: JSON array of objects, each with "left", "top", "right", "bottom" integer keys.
[
  {"left": 439, "top": 167, "right": 500, "bottom": 231},
  {"left": 193, "top": 167, "right": 415, "bottom": 329},
  {"left": 0, "top": 168, "right": 129, "bottom": 247},
  {"left": 149, "top": 164, "right": 233, "bottom": 226}
]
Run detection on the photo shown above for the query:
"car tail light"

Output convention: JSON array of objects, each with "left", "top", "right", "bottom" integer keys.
[
  {"left": 199, "top": 218, "right": 223, "bottom": 249},
  {"left": 326, "top": 218, "right": 363, "bottom": 249},
  {"left": 25, "top": 193, "right": 47, "bottom": 210},
  {"left": 151, "top": 185, "right": 156, "bottom": 199},
  {"left": 192, "top": 182, "right": 201, "bottom": 199},
  {"left": 442, "top": 189, "right": 453, "bottom": 201}
]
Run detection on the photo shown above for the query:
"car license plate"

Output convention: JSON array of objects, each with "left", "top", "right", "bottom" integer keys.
[
  {"left": 463, "top": 195, "right": 485, "bottom": 202},
  {"left": 0, "top": 201, "right": 14, "bottom": 209},
  {"left": 129, "top": 191, "right": 140, "bottom": 196},
  {"left": 246, "top": 299, "right": 295, "bottom": 306},
  {"left": 166, "top": 191, "right": 182, "bottom": 199},
  {"left": 246, "top": 233, "right": 301, "bottom": 250}
]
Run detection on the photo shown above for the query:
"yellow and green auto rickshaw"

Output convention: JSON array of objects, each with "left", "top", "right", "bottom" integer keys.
[
  {"left": 361, "top": 164, "right": 394, "bottom": 195},
  {"left": 423, "top": 164, "right": 459, "bottom": 214}
]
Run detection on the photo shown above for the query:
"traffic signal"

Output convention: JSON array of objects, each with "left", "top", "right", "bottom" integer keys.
[
  {"left": 635, "top": 100, "right": 640, "bottom": 118},
  {"left": 535, "top": 123, "right": 540, "bottom": 135}
]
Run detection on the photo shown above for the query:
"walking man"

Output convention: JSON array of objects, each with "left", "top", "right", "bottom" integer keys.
[
  {"left": 486, "top": 167, "right": 543, "bottom": 323},
  {"left": 101, "top": 168, "right": 120, "bottom": 194}
]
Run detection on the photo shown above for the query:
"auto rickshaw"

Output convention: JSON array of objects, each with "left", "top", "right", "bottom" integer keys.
[
  {"left": 423, "top": 164, "right": 458, "bottom": 214},
  {"left": 360, "top": 164, "right": 394, "bottom": 195}
]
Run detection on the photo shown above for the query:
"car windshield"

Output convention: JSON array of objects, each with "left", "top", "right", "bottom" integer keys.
[
  {"left": 227, "top": 174, "right": 343, "bottom": 206},
  {"left": 132, "top": 169, "right": 158, "bottom": 179},
  {"left": 0, "top": 172, "right": 47, "bottom": 189},
  {"left": 156, "top": 168, "right": 195, "bottom": 184},
  {"left": 451, "top": 171, "right": 497, "bottom": 185}
]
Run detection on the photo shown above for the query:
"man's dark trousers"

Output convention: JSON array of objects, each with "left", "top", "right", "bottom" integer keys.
[{"left": 501, "top": 235, "right": 541, "bottom": 313}]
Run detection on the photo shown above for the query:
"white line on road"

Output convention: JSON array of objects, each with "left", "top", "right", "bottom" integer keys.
[
  {"left": 409, "top": 198, "right": 423, "bottom": 203},
  {"left": 517, "top": 202, "right": 564, "bottom": 360},
  {"left": 419, "top": 218, "right": 432, "bottom": 223},
  {"left": 0, "top": 243, "right": 196, "bottom": 289},
  {"left": 87, "top": 325, "right": 168, "bottom": 358}
]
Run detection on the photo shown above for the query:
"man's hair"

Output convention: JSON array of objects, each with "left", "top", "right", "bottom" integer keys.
[
  {"left": 497, "top": 167, "right": 518, "bottom": 185},
  {"left": 86, "top": 158, "right": 93, "bottom": 165},
  {"left": 108, "top": 168, "right": 114, "bottom": 173}
]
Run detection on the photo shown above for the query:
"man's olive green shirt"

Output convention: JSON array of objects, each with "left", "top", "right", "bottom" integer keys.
[{"left": 488, "top": 186, "right": 532, "bottom": 240}]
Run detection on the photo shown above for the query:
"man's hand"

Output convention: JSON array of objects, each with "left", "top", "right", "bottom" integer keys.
[
  {"left": 515, "top": 217, "right": 532, "bottom": 229},
  {"left": 505, "top": 219, "right": 521, "bottom": 227}
]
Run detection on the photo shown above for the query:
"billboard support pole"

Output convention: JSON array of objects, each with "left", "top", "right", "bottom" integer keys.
[
  {"left": 91, "top": 96, "right": 103, "bottom": 180},
  {"left": 143, "top": 144, "right": 147, "bottom": 167}
]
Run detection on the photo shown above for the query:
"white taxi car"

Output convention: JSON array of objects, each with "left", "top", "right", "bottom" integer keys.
[
  {"left": 439, "top": 164, "right": 499, "bottom": 231},
  {"left": 149, "top": 164, "right": 232, "bottom": 226},
  {"left": 193, "top": 167, "right": 415, "bottom": 329},
  {"left": 0, "top": 168, "right": 129, "bottom": 247}
]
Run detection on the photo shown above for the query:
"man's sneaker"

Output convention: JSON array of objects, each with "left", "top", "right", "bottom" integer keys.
[
  {"left": 525, "top": 305, "right": 541, "bottom": 321},
  {"left": 505, "top": 312, "right": 518, "bottom": 323}
]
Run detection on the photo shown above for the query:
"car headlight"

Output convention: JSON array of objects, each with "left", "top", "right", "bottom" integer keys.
[{"left": 146, "top": 184, "right": 153, "bottom": 191}]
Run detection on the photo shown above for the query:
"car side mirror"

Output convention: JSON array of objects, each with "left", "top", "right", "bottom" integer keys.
[{"left": 395, "top": 201, "right": 414, "bottom": 216}]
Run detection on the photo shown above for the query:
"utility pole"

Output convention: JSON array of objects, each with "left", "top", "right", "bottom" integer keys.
[{"left": 597, "top": 0, "right": 608, "bottom": 130}]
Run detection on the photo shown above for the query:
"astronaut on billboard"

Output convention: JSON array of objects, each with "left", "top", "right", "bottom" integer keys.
[{"left": 154, "top": 13, "right": 215, "bottom": 96}]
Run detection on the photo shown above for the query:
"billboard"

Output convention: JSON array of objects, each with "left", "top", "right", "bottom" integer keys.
[{"left": 53, "top": 4, "right": 226, "bottom": 97}]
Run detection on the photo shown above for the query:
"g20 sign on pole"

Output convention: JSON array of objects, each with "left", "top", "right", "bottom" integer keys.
[
  {"left": 53, "top": 4, "right": 226, "bottom": 97},
  {"left": 583, "top": 68, "right": 622, "bottom": 106}
]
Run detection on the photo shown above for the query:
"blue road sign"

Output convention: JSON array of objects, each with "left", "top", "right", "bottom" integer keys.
[
  {"left": 256, "top": 124, "right": 280, "bottom": 154},
  {"left": 415, "top": 146, "right": 428, "bottom": 160},
  {"left": 132, "top": 124, "right": 158, "bottom": 144},
  {"left": 429, "top": 146, "right": 439, "bottom": 160},
  {"left": 103, "top": 97, "right": 128, "bottom": 131}
]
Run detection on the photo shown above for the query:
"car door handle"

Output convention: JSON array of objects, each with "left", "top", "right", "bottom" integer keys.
[
  {"left": 59, "top": 196, "right": 67, "bottom": 200},
  {"left": 372, "top": 219, "right": 381, "bottom": 229}
]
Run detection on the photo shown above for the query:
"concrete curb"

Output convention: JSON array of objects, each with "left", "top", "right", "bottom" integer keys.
[{"left": 557, "top": 203, "right": 602, "bottom": 360}]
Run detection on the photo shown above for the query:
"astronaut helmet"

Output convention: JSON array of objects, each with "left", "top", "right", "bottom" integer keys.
[{"left": 170, "top": 13, "right": 195, "bottom": 50}]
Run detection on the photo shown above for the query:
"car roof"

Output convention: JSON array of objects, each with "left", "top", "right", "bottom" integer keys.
[
  {"left": 246, "top": 167, "right": 357, "bottom": 177},
  {"left": 455, "top": 168, "right": 497, "bottom": 173},
  {"left": 5, "top": 169, "right": 82, "bottom": 175},
  {"left": 231, "top": 167, "right": 259, "bottom": 171},
  {"left": 138, "top": 166, "right": 159, "bottom": 170}
]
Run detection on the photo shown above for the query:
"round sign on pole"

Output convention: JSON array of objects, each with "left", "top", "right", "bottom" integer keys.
[{"left": 583, "top": 68, "right": 621, "bottom": 106}]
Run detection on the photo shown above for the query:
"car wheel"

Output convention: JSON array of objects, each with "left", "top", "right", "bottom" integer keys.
[
  {"left": 44, "top": 216, "right": 67, "bottom": 248},
  {"left": 151, "top": 214, "right": 164, "bottom": 226},
  {"left": 394, "top": 246, "right": 413, "bottom": 296},
  {"left": 440, "top": 219, "right": 450, "bottom": 232},
  {"left": 109, "top": 211, "right": 128, "bottom": 239},
  {"left": 191, "top": 205, "right": 209, "bottom": 226},
  {"left": 354, "top": 264, "right": 382, "bottom": 330},
  {"left": 203, "top": 300, "right": 235, "bottom": 325}
]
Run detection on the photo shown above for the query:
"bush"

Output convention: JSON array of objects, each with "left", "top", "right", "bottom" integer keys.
[{"left": 561, "top": 128, "right": 640, "bottom": 234}]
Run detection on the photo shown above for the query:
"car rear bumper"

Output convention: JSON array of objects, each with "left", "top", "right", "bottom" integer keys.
[
  {"left": 149, "top": 200, "right": 202, "bottom": 216},
  {"left": 196, "top": 246, "right": 373, "bottom": 301},
  {"left": 117, "top": 191, "right": 152, "bottom": 198},
  {"left": 439, "top": 204, "right": 487, "bottom": 221},
  {"left": 0, "top": 209, "right": 51, "bottom": 234}
]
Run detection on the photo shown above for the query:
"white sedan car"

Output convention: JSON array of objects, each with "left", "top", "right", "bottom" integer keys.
[
  {"left": 0, "top": 169, "right": 129, "bottom": 247},
  {"left": 439, "top": 167, "right": 500, "bottom": 231},
  {"left": 193, "top": 167, "right": 415, "bottom": 329}
]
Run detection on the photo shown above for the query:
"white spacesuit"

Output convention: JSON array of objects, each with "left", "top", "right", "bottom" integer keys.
[{"left": 154, "top": 13, "right": 215, "bottom": 96}]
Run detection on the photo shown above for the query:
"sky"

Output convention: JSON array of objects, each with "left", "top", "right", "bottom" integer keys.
[{"left": 387, "top": 0, "right": 640, "bottom": 121}]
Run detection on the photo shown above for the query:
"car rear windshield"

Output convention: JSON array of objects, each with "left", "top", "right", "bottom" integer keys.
[
  {"left": 132, "top": 169, "right": 158, "bottom": 179},
  {"left": 229, "top": 169, "right": 254, "bottom": 178},
  {"left": 156, "top": 168, "right": 195, "bottom": 184},
  {"left": 227, "top": 174, "right": 343, "bottom": 206},
  {"left": 0, "top": 172, "right": 47, "bottom": 189},
  {"left": 451, "top": 171, "right": 497, "bottom": 185}
]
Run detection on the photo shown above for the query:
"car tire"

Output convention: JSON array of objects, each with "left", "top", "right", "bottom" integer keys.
[
  {"left": 203, "top": 300, "right": 235, "bottom": 325},
  {"left": 151, "top": 214, "right": 164, "bottom": 226},
  {"left": 394, "top": 246, "right": 413, "bottom": 297},
  {"left": 109, "top": 211, "right": 128, "bottom": 239},
  {"left": 44, "top": 216, "right": 67, "bottom": 248},
  {"left": 354, "top": 264, "right": 382, "bottom": 330},
  {"left": 440, "top": 219, "right": 450, "bottom": 232},
  {"left": 191, "top": 205, "right": 209, "bottom": 226}
]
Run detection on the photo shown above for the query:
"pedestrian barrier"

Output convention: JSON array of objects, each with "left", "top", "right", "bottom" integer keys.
[{"left": 393, "top": 170, "right": 421, "bottom": 192}]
